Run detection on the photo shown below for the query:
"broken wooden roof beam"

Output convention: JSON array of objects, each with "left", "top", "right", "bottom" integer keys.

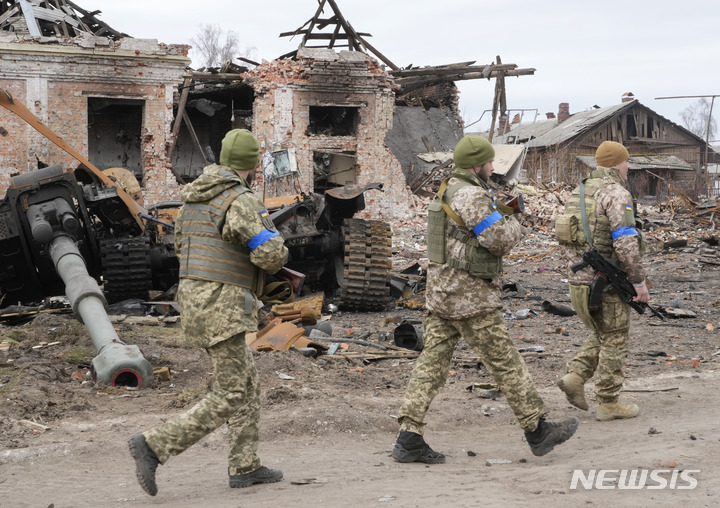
[
  {"left": 390, "top": 64, "right": 535, "bottom": 79},
  {"left": 395, "top": 68, "right": 536, "bottom": 95}
]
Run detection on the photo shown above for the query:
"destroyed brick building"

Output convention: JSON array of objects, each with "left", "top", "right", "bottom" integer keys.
[
  {"left": 244, "top": 48, "right": 414, "bottom": 218},
  {"left": 1, "top": 0, "right": 536, "bottom": 220},
  {"left": 0, "top": 1, "right": 190, "bottom": 205}
]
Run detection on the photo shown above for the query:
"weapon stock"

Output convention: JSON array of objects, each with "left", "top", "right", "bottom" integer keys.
[
  {"left": 571, "top": 249, "right": 664, "bottom": 320},
  {"left": 505, "top": 194, "right": 525, "bottom": 214}
]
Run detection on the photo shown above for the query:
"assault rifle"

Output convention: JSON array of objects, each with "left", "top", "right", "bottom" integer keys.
[{"left": 571, "top": 249, "right": 664, "bottom": 320}]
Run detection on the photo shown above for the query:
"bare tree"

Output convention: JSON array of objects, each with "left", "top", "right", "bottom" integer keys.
[
  {"left": 190, "top": 24, "right": 257, "bottom": 68},
  {"left": 679, "top": 98, "right": 717, "bottom": 141}
]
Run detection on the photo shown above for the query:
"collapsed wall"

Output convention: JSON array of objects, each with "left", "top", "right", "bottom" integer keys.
[{"left": 246, "top": 48, "right": 416, "bottom": 221}]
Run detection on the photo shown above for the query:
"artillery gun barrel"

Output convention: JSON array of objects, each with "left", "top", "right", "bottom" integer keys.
[{"left": 47, "top": 234, "right": 154, "bottom": 387}]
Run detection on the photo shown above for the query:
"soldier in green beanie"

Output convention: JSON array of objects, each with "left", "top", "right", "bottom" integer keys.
[
  {"left": 392, "top": 135, "right": 579, "bottom": 464},
  {"left": 129, "top": 129, "right": 288, "bottom": 496}
]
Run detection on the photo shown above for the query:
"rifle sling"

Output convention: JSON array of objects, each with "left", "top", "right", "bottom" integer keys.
[{"left": 438, "top": 178, "right": 467, "bottom": 228}]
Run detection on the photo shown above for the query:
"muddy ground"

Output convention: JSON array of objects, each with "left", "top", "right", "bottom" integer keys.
[{"left": 1, "top": 214, "right": 720, "bottom": 507}]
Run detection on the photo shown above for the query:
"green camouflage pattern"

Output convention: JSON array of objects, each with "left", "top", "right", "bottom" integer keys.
[
  {"left": 426, "top": 177, "right": 526, "bottom": 320},
  {"left": 143, "top": 334, "right": 263, "bottom": 475},
  {"left": 174, "top": 164, "right": 288, "bottom": 348},
  {"left": 140, "top": 163, "right": 288, "bottom": 477},
  {"left": 567, "top": 283, "right": 631, "bottom": 403},
  {"left": 561, "top": 166, "right": 646, "bottom": 286},
  {"left": 398, "top": 311, "right": 545, "bottom": 433},
  {"left": 560, "top": 166, "right": 644, "bottom": 404}
]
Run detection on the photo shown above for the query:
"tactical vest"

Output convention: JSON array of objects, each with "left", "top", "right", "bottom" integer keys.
[
  {"left": 176, "top": 184, "right": 261, "bottom": 292},
  {"left": 555, "top": 168, "right": 615, "bottom": 258},
  {"left": 427, "top": 170, "right": 503, "bottom": 279}
]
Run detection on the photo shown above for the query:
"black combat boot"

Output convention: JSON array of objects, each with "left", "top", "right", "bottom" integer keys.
[
  {"left": 128, "top": 434, "right": 160, "bottom": 496},
  {"left": 229, "top": 466, "right": 284, "bottom": 488},
  {"left": 525, "top": 415, "right": 580, "bottom": 457},
  {"left": 392, "top": 431, "right": 446, "bottom": 464}
]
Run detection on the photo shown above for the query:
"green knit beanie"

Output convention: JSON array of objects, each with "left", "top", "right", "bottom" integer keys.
[
  {"left": 219, "top": 129, "right": 260, "bottom": 170},
  {"left": 453, "top": 135, "right": 495, "bottom": 169}
]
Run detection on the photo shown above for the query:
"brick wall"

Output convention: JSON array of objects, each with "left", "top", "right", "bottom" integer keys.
[
  {"left": 0, "top": 37, "right": 188, "bottom": 204},
  {"left": 246, "top": 49, "right": 415, "bottom": 221}
]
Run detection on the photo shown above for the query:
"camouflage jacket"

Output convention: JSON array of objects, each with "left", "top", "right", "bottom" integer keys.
[
  {"left": 174, "top": 164, "right": 288, "bottom": 348},
  {"left": 425, "top": 172, "right": 526, "bottom": 319},
  {"left": 561, "top": 166, "right": 646, "bottom": 286}
]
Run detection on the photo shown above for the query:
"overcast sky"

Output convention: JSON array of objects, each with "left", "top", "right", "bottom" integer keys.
[{"left": 89, "top": 0, "right": 718, "bottom": 135}]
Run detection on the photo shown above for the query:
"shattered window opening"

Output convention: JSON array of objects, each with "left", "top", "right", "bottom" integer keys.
[
  {"left": 307, "top": 106, "right": 359, "bottom": 136},
  {"left": 87, "top": 97, "right": 144, "bottom": 183},
  {"left": 627, "top": 113, "right": 637, "bottom": 138},
  {"left": 313, "top": 151, "right": 357, "bottom": 192}
]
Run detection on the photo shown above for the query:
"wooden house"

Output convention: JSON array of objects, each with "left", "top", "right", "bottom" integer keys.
[{"left": 493, "top": 95, "right": 711, "bottom": 200}]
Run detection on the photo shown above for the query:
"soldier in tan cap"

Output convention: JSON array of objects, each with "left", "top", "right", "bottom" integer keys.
[
  {"left": 128, "top": 129, "right": 288, "bottom": 496},
  {"left": 556, "top": 140, "right": 650, "bottom": 421},
  {"left": 392, "top": 135, "right": 579, "bottom": 464}
]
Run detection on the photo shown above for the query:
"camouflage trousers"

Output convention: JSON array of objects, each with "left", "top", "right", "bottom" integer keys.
[
  {"left": 568, "top": 284, "right": 631, "bottom": 403},
  {"left": 398, "top": 310, "right": 545, "bottom": 433},
  {"left": 144, "top": 333, "right": 262, "bottom": 475}
]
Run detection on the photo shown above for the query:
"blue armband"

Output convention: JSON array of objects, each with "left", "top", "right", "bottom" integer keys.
[
  {"left": 472, "top": 211, "right": 503, "bottom": 236},
  {"left": 611, "top": 226, "right": 638, "bottom": 241},
  {"left": 248, "top": 229, "right": 279, "bottom": 250}
]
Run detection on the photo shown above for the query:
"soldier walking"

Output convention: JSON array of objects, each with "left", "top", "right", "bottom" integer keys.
[
  {"left": 128, "top": 129, "right": 288, "bottom": 495},
  {"left": 556, "top": 140, "right": 650, "bottom": 421},
  {"left": 392, "top": 135, "right": 579, "bottom": 464}
]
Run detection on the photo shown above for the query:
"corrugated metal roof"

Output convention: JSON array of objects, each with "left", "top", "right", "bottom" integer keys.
[
  {"left": 575, "top": 154, "right": 694, "bottom": 171},
  {"left": 494, "top": 102, "right": 632, "bottom": 147}
]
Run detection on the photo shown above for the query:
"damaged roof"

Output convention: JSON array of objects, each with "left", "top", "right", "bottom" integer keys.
[
  {"left": 494, "top": 100, "right": 707, "bottom": 149},
  {"left": 0, "top": 0, "right": 128, "bottom": 39},
  {"left": 576, "top": 154, "right": 695, "bottom": 172},
  {"left": 495, "top": 102, "right": 632, "bottom": 147}
]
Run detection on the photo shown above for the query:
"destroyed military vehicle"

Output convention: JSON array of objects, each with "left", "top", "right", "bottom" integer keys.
[{"left": 0, "top": 88, "right": 392, "bottom": 313}]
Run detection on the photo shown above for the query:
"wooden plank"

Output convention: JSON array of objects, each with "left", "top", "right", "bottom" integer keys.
[
  {"left": 31, "top": 6, "right": 80, "bottom": 27},
  {"left": 304, "top": 33, "right": 352, "bottom": 40},
  {"left": 301, "top": 0, "right": 327, "bottom": 48},
  {"left": 182, "top": 110, "right": 208, "bottom": 165},
  {"left": 264, "top": 194, "right": 302, "bottom": 209},
  {"left": 390, "top": 63, "right": 516, "bottom": 77},
  {"left": 166, "top": 76, "right": 191, "bottom": 180},
  {"left": 0, "top": 6, "right": 20, "bottom": 26},
  {"left": 329, "top": 22, "right": 341, "bottom": 48},
  {"left": 421, "top": 136, "right": 434, "bottom": 152}
]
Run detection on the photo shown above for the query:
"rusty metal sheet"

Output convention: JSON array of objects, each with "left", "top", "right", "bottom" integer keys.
[{"left": 246, "top": 318, "right": 328, "bottom": 353}]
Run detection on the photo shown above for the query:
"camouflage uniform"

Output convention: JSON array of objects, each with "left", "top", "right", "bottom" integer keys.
[
  {"left": 143, "top": 164, "right": 288, "bottom": 475},
  {"left": 398, "top": 170, "right": 545, "bottom": 433},
  {"left": 561, "top": 166, "right": 646, "bottom": 402}
]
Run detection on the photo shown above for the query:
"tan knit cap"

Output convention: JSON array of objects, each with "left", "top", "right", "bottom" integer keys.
[{"left": 595, "top": 141, "right": 629, "bottom": 168}]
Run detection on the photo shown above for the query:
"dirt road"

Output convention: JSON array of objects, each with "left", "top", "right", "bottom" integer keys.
[{"left": 2, "top": 226, "right": 719, "bottom": 507}]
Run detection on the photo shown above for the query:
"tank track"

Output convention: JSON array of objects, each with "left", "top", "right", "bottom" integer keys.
[
  {"left": 338, "top": 218, "right": 392, "bottom": 311},
  {"left": 100, "top": 236, "right": 152, "bottom": 303}
]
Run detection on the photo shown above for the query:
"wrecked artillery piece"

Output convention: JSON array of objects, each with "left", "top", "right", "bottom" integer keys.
[
  {"left": 0, "top": 164, "right": 168, "bottom": 387},
  {"left": 0, "top": 88, "right": 178, "bottom": 388},
  {"left": 0, "top": 88, "right": 393, "bottom": 386}
]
